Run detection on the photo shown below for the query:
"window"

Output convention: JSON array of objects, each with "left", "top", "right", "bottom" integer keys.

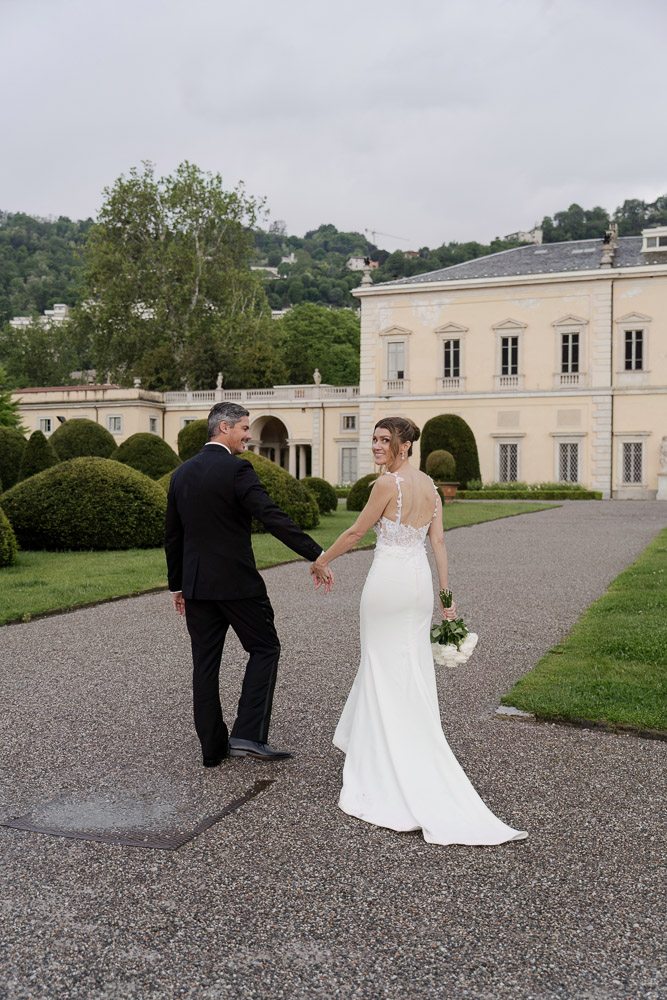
[
  {"left": 387, "top": 342, "right": 405, "bottom": 380},
  {"left": 181, "top": 418, "right": 196, "bottom": 428},
  {"left": 622, "top": 442, "right": 642, "bottom": 484},
  {"left": 501, "top": 337, "right": 519, "bottom": 376},
  {"left": 559, "top": 442, "right": 579, "bottom": 482},
  {"left": 340, "top": 447, "right": 357, "bottom": 483},
  {"left": 499, "top": 443, "right": 518, "bottom": 482},
  {"left": 39, "top": 417, "right": 52, "bottom": 434},
  {"left": 561, "top": 333, "right": 579, "bottom": 373},
  {"left": 149, "top": 417, "right": 158, "bottom": 434},
  {"left": 107, "top": 415, "right": 122, "bottom": 434},
  {"left": 342, "top": 415, "right": 357, "bottom": 431},
  {"left": 645, "top": 235, "right": 667, "bottom": 248},
  {"left": 624, "top": 330, "right": 643, "bottom": 371},
  {"left": 443, "top": 340, "right": 460, "bottom": 378}
]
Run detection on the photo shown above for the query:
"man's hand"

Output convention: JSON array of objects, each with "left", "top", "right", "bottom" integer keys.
[
  {"left": 172, "top": 592, "right": 186, "bottom": 616},
  {"left": 310, "top": 559, "right": 334, "bottom": 595}
]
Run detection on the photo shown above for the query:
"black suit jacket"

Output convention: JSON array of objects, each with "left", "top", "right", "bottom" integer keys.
[{"left": 165, "top": 445, "right": 323, "bottom": 600}]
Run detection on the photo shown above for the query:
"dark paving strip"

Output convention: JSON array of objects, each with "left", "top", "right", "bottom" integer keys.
[{"left": 0, "top": 777, "right": 274, "bottom": 850}]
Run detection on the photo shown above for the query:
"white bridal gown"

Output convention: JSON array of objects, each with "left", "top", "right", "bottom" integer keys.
[{"left": 333, "top": 471, "right": 527, "bottom": 846}]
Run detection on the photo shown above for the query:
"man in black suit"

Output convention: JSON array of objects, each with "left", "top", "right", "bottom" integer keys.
[{"left": 165, "top": 402, "right": 333, "bottom": 766}]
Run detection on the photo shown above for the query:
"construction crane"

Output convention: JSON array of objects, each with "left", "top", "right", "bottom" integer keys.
[{"left": 364, "top": 228, "right": 409, "bottom": 245}]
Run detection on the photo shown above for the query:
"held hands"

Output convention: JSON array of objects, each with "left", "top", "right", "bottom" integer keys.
[
  {"left": 172, "top": 592, "right": 186, "bottom": 617},
  {"left": 310, "top": 557, "right": 334, "bottom": 595}
]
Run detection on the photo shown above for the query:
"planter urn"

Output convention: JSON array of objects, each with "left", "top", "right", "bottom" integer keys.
[{"left": 437, "top": 481, "right": 459, "bottom": 503}]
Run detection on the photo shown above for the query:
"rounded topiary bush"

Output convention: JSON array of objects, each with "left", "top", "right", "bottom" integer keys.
[
  {"left": 0, "top": 426, "right": 27, "bottom": 491},
  {"left": 420, "top": 414, "right": 480, "bottom": 489},
  {"left": 0, "top": 457, "right": 167, "bottom": 551},
  {"left": 303, "top": 476, "right": 338, "bottom": 515},
  {"left": 157, "top": 469, "right": 177, "bottom": 491},
  {"left": 49, "top": 418, "right": 118, "bottom": 460},
  {"left": 0, "top": 506, "right": 18, "bottom": 566},
  {"left": 241, "top": 452, "right": 319, "bottom": 531},
  {"left": 18, "top": 430, "right": 59, "bottom": 481},
  {"left": 425, "top": 449, "right": 457, "bottom": 482},
  {"left": 346, "top": 473, "right": 379, "bottom": 512},
  {"left": 178, "top": 420, "right": 208, "bottom": 461},
  {"left": 114, "top": 432, "right": 181, "bottom": 480}
]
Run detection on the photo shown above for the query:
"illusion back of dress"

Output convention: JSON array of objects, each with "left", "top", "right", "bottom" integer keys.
[{"left": 374, "top": 471, "right": 439, "bottom": 551}]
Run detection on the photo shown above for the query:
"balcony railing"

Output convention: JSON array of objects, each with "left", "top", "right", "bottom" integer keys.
[
  {"left": 438, "top": 376, "right": 465, "bottom": 392},
  {"left": 494, "top": 374, "right": 524, "bottom": 391},
  {"left": 164, "top": 385, "right": 360, "bottom": 405},
  {"left": 555, "top": 372, "right": 583, "bottom": 387},
  {"left": 382, "top": 378, "right": 409, "bottom": 394}
]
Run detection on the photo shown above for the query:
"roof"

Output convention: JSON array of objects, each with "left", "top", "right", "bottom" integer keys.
[
  {"left": 16, "top": 384, "right": 121, "bottom": 393},
  {"left": 375, "top": 236, "right": 665, "bottom": 286}
]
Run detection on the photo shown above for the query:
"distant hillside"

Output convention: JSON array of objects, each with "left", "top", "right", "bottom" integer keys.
[{"left": 1, "top": 194, "right": 665, "bottom": 324}]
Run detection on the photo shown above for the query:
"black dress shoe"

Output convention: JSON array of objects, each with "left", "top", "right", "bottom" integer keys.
[{"left": 229, "top": 738, "right": 293, "bottom": 761}]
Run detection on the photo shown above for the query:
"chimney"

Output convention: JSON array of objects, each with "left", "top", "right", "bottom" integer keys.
[{"left": 600, "top": 222, "right": 618, "bottom": 268}]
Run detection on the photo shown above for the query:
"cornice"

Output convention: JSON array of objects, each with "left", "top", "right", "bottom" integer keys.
[{"left": 352, "top": 264, "right": 667, "bottom": 298}]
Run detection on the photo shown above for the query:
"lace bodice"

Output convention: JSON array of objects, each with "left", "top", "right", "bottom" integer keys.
[{"left": 373, "top": 471, "right": 439, "bottom": 553}]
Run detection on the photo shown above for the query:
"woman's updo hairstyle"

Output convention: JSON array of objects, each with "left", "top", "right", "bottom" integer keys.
[{"left": 373, "top": 416, "right": 421, "bottom": 464}]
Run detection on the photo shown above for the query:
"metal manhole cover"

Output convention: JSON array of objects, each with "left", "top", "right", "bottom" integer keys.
[{"left": 0, "top": 778, "right": 274, "bottom": 850}]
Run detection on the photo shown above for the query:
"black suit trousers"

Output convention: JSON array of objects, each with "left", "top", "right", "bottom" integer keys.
[{"left": 184, "top": 595, "right": 281, "bottom": 759}]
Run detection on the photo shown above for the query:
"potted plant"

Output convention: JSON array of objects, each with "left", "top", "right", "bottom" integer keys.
[{"left": 425, "top": 449, "right": 459, "bottom": 503}]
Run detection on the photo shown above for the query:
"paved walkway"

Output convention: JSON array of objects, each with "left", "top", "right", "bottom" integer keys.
[{"left": 1, "top": 501, "right": 665, "bottom": 1000}]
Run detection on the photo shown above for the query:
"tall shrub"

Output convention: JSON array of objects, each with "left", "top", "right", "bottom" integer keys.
[
  {"left": 241, "top": 452, "right": 319, "bottom": 531},
  {"left": 346, "top": 473, "right": 378, "bottom": 512},
  {"left": 0, "top": 427, "right": 27, "bottom": 491},
  {"left": 49, "top": 418, "right": 118, "bottom": 460},
  {"left": 0, "top": 457, "right": 167, "bottom": 550},
  {"left": 178, "top": 419, "right": 208, "bottom": 461},
  {"left": 18, "top": 430, "right": 59, "bottom": 481},
  {"left": 303, "top": 477, "right": 338, "bottom": 515},
  {"left": 114, "top": 433, "right": 180, "bottom": 480},
  {"left": 420, "top": 415, "right": 480, "bottom": 489},
  {"left": 425, "top": 449, "right": 457, "bottom": 481},
  {"left": 0, "top": 506, "right": 18, "bottom": 566}
]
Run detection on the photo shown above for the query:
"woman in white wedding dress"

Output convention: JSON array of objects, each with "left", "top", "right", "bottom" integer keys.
[{"left": 312, "top": 417, "right": 527, "bottom": 846}]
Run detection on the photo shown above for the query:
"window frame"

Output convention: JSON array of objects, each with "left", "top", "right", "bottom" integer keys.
[
  {"left": 38, "top": 416, "right": 52, "bottom": 435},
  {"left": 493, "top": 319, "right": 526, "bottom": 390},
  {"left": 435, "top": 322, "right": 467, "bottom": 391},
  {"left": 338, "top": 443, "right": 358, "bottom": 484},
  {"left": 148, "top": 416, "right": 159, "bottom": 434},
  {"left": 379, "top": 325, "right": 411, "bottom": 394},
  {"left": 614, "top": 432, "right": 651, "bottom": 490},
  {"left": 615, "top": 312, "right": 651, "bottom": 383},
  {"left": 340, "top": 413, "right": 358, "bottom": 433},
  {"left": 492, "top": 434, "right": 525, "bottom": 482},
  {"left": 550, "top": 432, "right": 586, "bottom": 484},
  {"left": 106, "top": 414, "right": 123, "bottom": 435}
]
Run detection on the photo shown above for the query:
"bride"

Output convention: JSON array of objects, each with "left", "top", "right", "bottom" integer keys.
[{"left": 311, "top": 416, "right": 527, "bottom": 846}]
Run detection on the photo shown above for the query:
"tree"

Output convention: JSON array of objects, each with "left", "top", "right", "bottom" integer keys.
[
  {"left": 0, "top": 365, "right": 24, "bottom": 429},
  {"left": 0, "top": 319, "right": 84, "bottom": 389},
  {"left": 420, "top": 415, "right": 480, "bottom": 489},
  {"left": 136, "top": 345, "right": 182, "bottom": 392},
  {"left": 278, "top": 304, "right": 360, "bottom": 384},
  {"left": 540, "top": 203, "right": 609, "bottom": 243},
  {"left": 70, "top": 161, "right": 274, "bottom": 387}
]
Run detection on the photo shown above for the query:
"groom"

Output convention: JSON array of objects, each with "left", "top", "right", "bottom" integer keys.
[{"left": 165, "top": 401, "right": 333, "bottom": 767}]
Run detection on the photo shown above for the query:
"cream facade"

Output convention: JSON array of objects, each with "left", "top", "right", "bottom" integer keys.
[{"left": 13, "top": 230, "right": 667, "bottom": 498}]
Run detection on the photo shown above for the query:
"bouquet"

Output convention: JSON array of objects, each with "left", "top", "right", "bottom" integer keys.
[{"left": 430, "top": 589, "right": 478, "bottom": 667}]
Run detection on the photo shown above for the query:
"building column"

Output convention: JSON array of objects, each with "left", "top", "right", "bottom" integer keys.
[
  {"left": 288, "top": 443, "right": 297, "bottom": 477},
  {"left": 299, "top": 445, "right": 307, "bottom": 478},
  {"left": 312, "top": 408, "right": 321, "bottom": 478}
]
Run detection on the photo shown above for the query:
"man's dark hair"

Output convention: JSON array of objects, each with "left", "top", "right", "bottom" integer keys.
[{"left": 207, "top": 402, "right": 250, "bottom": 440}]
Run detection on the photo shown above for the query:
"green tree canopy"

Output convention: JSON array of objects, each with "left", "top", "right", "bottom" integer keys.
[
  {"left": 18, "top": 429, "right": 59, "bottom": 481},
  {"left": 70, "top": 161, "right": 274, "bottom": 389},
  {"left": 0, "top": 319, "right": 86, "bottom": 389},
  {"left": 277, "top": 304, "right": 360, "bottom": 384},
  {"left": 0, "top": 365, "right": 24, "bottom": 429}
]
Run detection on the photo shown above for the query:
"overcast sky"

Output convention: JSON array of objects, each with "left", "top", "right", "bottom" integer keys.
[{"left": 2, "top": 0, "right": 666, "bottom": 251}]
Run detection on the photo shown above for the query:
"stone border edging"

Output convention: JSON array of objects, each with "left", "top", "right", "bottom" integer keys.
[{"left": 495, "top": 704, "right": 667, "bottom": 742}]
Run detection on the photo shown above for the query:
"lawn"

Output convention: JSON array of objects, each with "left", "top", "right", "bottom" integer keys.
[
  {"left": 501, "top": 525, "right": 667, "bottom": 732},
  {"left": 0, "top": 501, "right": 556, "bottom": 625}
]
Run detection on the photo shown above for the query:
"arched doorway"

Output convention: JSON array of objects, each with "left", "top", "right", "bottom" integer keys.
[{"left": 251, "top": 416, "right": 289, "bottom": 468}]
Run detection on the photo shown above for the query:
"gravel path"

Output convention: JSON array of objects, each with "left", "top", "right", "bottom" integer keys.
[{"left": 1, "top": 500, "right": 665, "bottom": 1000}]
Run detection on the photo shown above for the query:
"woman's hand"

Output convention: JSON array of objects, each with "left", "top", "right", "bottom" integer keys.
[{"left": 441, "top": 600, "right": 457, "bottom": 621}]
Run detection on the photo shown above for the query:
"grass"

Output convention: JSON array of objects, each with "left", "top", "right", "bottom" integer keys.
[
  {"left": 0, "top": 501, "right": 557, "bottom": 625},
  {"left": 501, "top": 526, "right": 667, "bottom": 732}
]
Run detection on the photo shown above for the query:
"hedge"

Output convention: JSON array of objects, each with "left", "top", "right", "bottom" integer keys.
[
  {"left": 420, "top": 415, "right": 480, "bottom": 489},
  {"left": 0, "top": 506, "right": 18, "bottom": 567},
  {"left": 49, "top": 418, "right": 118, "bottom": 460},
  {"left": 241, "top": 452, "right": 319, "bottom": 531},
  {"left": 457, "top": 489, "right": 602, "bottom": 500},
  {"left": 0, "top": 427, "right": 27, "bottom": 491},
  {"left": 178, "top": 419, "right": 208, "bottom": 461},
  {"left": 114, "top": 432, "right": 181, "bottom": 480},
  {"left": 0, "top": 457, "right": 168, "bottom": 550},
  {"left": 425, "top": 449, "right": 456, "bottom": 481},
  {"left": 157, "top": 469, "right": 178, "bottom": 491},
  {"left": 346, "top": 473, "right": 379, "bottom": 511},
  {"left": 18, "top": 430, "right": 59, "bottom": 481},
  {"left": 303, "top": 476, "right": 338, "bottom": 514}
]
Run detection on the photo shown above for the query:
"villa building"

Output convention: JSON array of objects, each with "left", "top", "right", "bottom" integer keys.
[{"left": 14, "top": 227, "right": 667, "bottom": 499}]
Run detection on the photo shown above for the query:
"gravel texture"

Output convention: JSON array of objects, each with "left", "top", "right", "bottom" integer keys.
[{"left": 1, "top": 500, "right": 666, "bottom": 1000}]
